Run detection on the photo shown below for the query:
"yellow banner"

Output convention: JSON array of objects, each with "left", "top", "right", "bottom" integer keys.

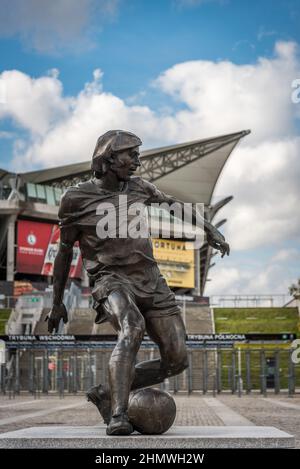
[{"left": 152, "top": 239, "right": 195, "bottom": 288}]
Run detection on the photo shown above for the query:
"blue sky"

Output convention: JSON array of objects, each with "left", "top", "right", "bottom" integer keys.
[
  {"left": 0, "top": 0, "right": 300, "bottom": 296},
  {"left": 1, "top": 0, "right": 300, "bottom": 168},
  {"left": 0, "top": 1, "right": 299, "bottom": 98}
]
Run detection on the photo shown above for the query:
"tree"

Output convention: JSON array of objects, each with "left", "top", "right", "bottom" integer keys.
[{"left": 289, "top": 278, "right": 300, "bottom": 297}]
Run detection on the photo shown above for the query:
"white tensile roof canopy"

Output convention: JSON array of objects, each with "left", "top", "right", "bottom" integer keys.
[{"left": 22, "top": 129, "right": 250, "bottom": 207}]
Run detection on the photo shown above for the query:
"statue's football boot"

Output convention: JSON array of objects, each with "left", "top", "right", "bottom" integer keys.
[
  {"left": 106, "top": 412, "right": 134, "bottom": 436},
  {"left": 86, "top": 384, "right": 111, "bottom": 425}
]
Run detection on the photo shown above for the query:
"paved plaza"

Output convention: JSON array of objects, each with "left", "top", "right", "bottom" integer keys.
[{"left": 0, "top": 393, "right": 299, "bottom": 448}]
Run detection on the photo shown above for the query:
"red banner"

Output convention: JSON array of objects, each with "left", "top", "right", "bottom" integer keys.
[{"left": 16, "top": 220, "right": 82, "bottom": 278}]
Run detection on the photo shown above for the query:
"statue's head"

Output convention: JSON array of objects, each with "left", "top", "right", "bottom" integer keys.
[{"left": 91, "top": 130, "right": 142, "bottom": 181}]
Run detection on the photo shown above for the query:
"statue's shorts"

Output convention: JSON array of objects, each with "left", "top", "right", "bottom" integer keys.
[{"left": 91, "top": 261, "right": 181, "bottom": 324}]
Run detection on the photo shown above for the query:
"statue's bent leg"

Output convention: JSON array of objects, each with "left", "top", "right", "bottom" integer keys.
[{"left": 130, "top": 314, "right": 188, "bottom": 390}]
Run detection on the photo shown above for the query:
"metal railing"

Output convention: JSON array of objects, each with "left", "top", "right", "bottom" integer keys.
[
  {"left": 1, "top": 292, "right": 293, "bottom": 312},
  {"left": 3, "top": 282, "right": 86, "bottom": 334},
  {"left": 1, "top": 346, "right": 298, "bottom": 398},
  {"left": 210, "top": 294, "right": 292, "bottom": 308},
  {"left": 0, "top": 296, "right": 18, "bottom": 309}
]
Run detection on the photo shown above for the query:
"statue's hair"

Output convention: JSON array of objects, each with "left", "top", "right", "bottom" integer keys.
[{"left": 93, "top": 149, "right": 117, "bottom": 178}]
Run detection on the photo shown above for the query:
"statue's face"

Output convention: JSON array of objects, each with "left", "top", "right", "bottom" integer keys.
[{"left": 110, "top": 146, "right": 141, "bottom": 181}]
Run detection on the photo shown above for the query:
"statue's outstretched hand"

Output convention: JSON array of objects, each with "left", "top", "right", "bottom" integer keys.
[
  {"left": 46, "top": 303, "right": 68, "bottom": 333},
  {"left": 207, "top": 230, "right": 230, "bottom": 258}
]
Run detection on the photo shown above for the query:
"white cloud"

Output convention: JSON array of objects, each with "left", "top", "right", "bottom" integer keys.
[
  {"left": 215, "top": 137, "right": 300, "bottom": 249},
  {"left": 0, "top": 131, "right": 15, "bottom": 139},
  {"left": 205, "top": 266, "right": 242, "bottom": 292},
  {"left": 154, "top": 41, "right": 300, "bottom": 143},
  {"left": 257, "top": 27, "right": 277, "bottom": 41},
  {"left": 0, "top": 0, "right": 120, "bottom": 53},
  {"left": 271, "top": 249, "right": 300, "bottom": 262},
  {"left": 232, "top": 39, "right": 255, "bottom": 52},
  {"left": 205, "top": 255, "right": 298, "bottom": 297},
  {"left": 0, "top": 41, "right": 300, "bottom": 295},
  {"left": 245, "top": 263, "right": 296, "bottom": 294},
  {"left": 0, "top": 70, "right": 70, "bottom": 135}
]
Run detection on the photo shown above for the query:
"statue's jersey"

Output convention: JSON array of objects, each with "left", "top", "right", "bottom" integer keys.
[
  {"left": 59, "top": 176, "right": 181, "bottom": 322},
  {"left": 59, "top": 176, "right": 168, "bottom": 279}
]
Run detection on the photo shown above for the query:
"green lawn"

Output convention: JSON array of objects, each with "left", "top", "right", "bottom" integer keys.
[
  {"left": 216, "top": 348, "right": 297, "bottom": 391},
  {"left": 213, "top": 307, "right": 300, "bottom": 390},
  {"left": 0, "top": 308, "right": 11, "bottom": 334},
  {"left": 214, "top": 307, "right": 300, "bottom": 335}
]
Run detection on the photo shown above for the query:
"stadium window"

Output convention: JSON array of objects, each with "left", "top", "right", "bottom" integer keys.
[
  {"left": 54, "top": 187, "right": 63, "bottom": 205},
  {"left": 45, "top": 185, "right": 56, "bottom": 206},
  {"left": 36, "top": 184, "right": 46, "bottom": 202},
  {"left": 26, "top": 183, "right": 37, "bottom": 200}
]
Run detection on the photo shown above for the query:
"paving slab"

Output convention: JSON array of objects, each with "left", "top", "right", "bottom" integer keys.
[{"left": 0, "top": 425, "right": 294, "bottom": 448}]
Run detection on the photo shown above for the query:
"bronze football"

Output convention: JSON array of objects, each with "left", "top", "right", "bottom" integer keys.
[{"left": 128, "top": 388, "right": 176, "bottom": 434}]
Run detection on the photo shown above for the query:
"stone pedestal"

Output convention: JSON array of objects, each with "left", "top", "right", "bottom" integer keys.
[{"left": 0, "top": 425, "right": 294, "bottom": 448}]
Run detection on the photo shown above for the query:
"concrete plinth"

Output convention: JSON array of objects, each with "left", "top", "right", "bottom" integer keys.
[{"left": 0, "top": 426, "right": 294, "bottom": 448}]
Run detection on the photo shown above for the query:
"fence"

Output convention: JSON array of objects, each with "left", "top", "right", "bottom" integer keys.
[
  {"left": 0, "top": 284, "right": 92, "bottom": 312},
  {"left": 210, "top": 294, "right": 291, "bottom": 308},
  {"left": 1, "top": 345, "right": 299, "bottom": 398},
  {"left": 0, "top": 296, "right": 18, "bottom": 309},
  {"left": 2, "top": 293, "right": 292, "bottom": 311}
]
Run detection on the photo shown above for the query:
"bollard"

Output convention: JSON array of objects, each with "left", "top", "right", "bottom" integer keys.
[
  {"left": 274, "top": 350, "right": 280, "bottom": 395},
  {"left": 260, "top": 350, "right": 267, "bottom": 397},
  {"left": 288, "top": 349, "right": 295, "bottom": 397},
  {"left": 188, "top": 350, "right": 193, "bottom": 394},
  {"left": 202, "top": 348, "right": 208, "bottom": 395},
  {"left": 245, "top": 349, "right": 251, "bottom": 394}
]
